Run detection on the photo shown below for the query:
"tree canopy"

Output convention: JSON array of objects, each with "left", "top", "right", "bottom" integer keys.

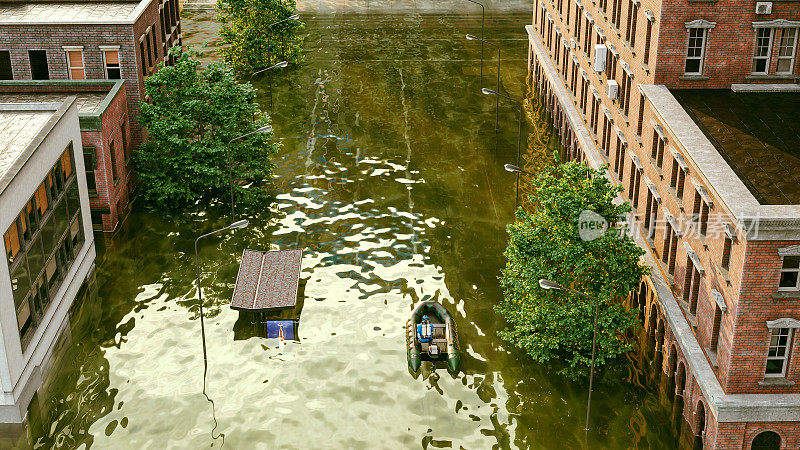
[
  {"left": 135, "top": 47, "right": 279, "bottom": 213},
  {"left": 496, "top": 162, "right": 649, "bottom": 380},
  {"left": 217, "top": 0, "right": 304, "bottom": 75}
]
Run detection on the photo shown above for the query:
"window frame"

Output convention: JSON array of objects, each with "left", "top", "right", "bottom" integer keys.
[
  {"left": 752, "top": 27, "right": 774, "bottom": 75},
  {"left": 685, "top": 27, "right": 707, "bottom": 75},
  {"left": 101, "top": 47, "right": 122, "bottom": 80},
  {"left": 765, "top": 327, "right": 793, "bottom": 377},
  {"left": 779, "top": 255, "right": 800, "bottom": 291},
  {"left": 776, "top": 27, "right": 798, "bottom": 75},
  {"left": 64, "top": 48, "right": 85, "bottom": 80}
]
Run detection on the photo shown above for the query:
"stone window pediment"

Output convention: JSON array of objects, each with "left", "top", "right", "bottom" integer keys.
[
  {"left": 766, "top": 317, "right": 800, "bottom": 329},
  {"left": 686, "top": 19, "right": 716, "bottom": 29},
  {"left": 778, "top": 245, "right": 800, "bottom": 257}
]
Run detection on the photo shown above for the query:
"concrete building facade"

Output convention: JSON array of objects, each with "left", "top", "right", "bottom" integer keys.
[
  {"left": 0, "top": 99, "right": 96, "bottom": 423},
  {"left": 527, "top": 0, "right": 800, "bottom": 447},
  {"left": 0, "top": 80, "right": 134, "bottom": 233},
  {"left": 0, "top": 0, "right": 183, "bottom": 147}
]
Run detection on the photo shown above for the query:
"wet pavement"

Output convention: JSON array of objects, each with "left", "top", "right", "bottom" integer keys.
[{"left": 4, "top": 5, "right": 695, "bottom": 449}]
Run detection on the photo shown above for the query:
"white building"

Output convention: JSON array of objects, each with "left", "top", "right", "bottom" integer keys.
[{"left": 0, "top": 99, "right": 95, "bottom": 423}]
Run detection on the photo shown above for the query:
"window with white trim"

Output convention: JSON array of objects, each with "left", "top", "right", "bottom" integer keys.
[
  {"left": 685, "top": 28, "right": 707, "bottom": 75},
  {"left": 66, "top": 50, "right": 85, "bottom": 80},
  {"left": 103, "top": 50, "right": 121, "bottom": 79},
  {"left": 766, "top": 327, "right": 792, "bottom": 377},
  {"left": 779, "top": 256, "right": 800, "bottom": 290},
  {"left": 752, "top": 28, "right": 773, "bottom": 74},
  {"left": 777, "top": 28, "right": 797, "bottom": 74}
]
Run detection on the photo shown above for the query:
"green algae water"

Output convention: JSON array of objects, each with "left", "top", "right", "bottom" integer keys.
[{"left": 8, "top": 4, "right": 695, "bottom": 449}]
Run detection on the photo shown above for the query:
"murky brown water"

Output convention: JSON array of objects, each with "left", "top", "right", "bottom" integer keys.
[{"left": 6, "top": 5, "right": 695, "bottom": 449}]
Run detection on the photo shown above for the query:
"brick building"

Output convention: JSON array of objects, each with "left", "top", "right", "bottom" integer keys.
[
  {"left": 0, "top": 80, "right": 134, "bottom": 232},
  {"left": 526, "top": 0, "right": 800, "bottom": 447},
  {"left": 0, "top": 0, "right": 183, "bottom": 147}
]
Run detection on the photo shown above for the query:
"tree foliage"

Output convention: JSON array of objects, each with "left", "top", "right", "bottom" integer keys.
[
  {"left": 217, "top": 0, "right": 304, "bottom": 75},
  {"left": 135, "top": 47, "right": 279, "bottom": 213},
  {"left": 496, "top": 162, "right": 649, "bottom": 380}
]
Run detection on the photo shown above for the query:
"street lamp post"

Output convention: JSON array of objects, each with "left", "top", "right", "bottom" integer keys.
[
  {"left": 194, "top": 219, "right": 250, "bottom": 373},
  {"left": 226, "top": 125, "right": 273, "bottom": 244},
  {"left": 503, "top": 163, "right": 533, "bottom": 206},
  {"left": 261, "top": 14, "right": 300, "bottom": 109},
  {"left": 538, "top": 279, "right": 600, "bottom": 442},
  {"left": 483, "top": 87, "right": 524, "bottom": 202},
  {"left": 464, "top": 0, "right": 485, "bottom": 83},
  {"left": 252, "top": 61, "right": 289, "bottom": 110},
  {"left": 466, "top": 34, "right": 500, "bottom": 133}
]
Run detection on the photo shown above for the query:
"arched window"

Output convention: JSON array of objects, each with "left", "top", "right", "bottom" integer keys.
[{"left": 751, "top": 431, "right": 781, "bottom": 450}]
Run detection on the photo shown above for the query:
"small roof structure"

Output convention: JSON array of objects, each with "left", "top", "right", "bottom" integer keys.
[
  {"left": 231, "top": 249, "right": 303, "bottom": 311},
  {"left": 0, "top": 104, "right": 57, "bottom": 181},
  {"left": 0, "top": 1, "right": 148, "bottom": 25}
]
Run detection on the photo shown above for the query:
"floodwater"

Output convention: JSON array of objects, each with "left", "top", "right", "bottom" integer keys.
[{"left": 8, "top": 3, "right": 694, "bottom": 449}]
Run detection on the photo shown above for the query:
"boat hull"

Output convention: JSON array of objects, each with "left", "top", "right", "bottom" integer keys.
[{"left": 406, "top": 300, "right": 461, "bottom": 374}]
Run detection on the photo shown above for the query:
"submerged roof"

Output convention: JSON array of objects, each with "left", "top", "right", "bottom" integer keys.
[
  {"left": 672, "top": 90, "right": 800, "bottom": 205},
  {"left": 231, "top": 249, "right": 303, "bottom": 311},
  {"left": 0, "top": 106, "right": 56, "bottom": 181},
  {"left": 0, "top": 0, "right": 147, "bottom": 24}
]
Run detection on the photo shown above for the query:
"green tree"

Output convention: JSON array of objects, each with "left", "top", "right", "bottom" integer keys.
[
  {"left": 135, "top": 47, "right": 279, "bottom": 213},
  {"left": 217, "top": 0, "right": 304, "bottom": 75},
  {"left": 496, "top": 162, "right": 648, "bottom": 380}
]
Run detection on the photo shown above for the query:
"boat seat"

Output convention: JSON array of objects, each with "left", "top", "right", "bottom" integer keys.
[{"left": 430, "top": 324, "right": 446, "bottom": 339}]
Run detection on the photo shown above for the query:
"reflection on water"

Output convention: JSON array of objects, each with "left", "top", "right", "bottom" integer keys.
[{"left": 10, "top": 7, "right": 692, "bottom": 449}]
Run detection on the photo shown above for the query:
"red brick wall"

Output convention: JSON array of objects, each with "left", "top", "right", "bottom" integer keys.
[
  {"left": 0, "top": 23, "right": 143, "bottom": 143},
  {"left": 726, "top": 240, "right": 800, "bottom": 394},
  {"left": 0, "top": 0, "right": 183, "bottom": 148},
  {"left": 655, "top": 0, "right": 800, "bottom": 88}
]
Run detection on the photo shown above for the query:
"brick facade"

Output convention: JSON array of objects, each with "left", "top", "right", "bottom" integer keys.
[
  {"left": 528, "top": 0, "right": 800, "bottom": 446},
  {"left": 0, "top": 80, "right": 134, "bottom": 233},
  {"left": 0, "top": 0, "right": 183, "bottom": 148}
]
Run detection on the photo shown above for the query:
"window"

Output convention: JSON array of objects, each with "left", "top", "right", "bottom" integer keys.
[
  {"left": 676, "top": 166, "right": 687, "bottom": 199},
  {"left": 612, "top": 0, "right": 622, "bottom": 29},
  {"left": 151, "top": 22, "right": 159, "bottom": 62},
  {"left": 685, "top": 28, "right": 707, "bottom": 74},
  {"left": 619, "top": 70, "right": 633, "bottom": 116},
  {"left": 766, "top": 328, "right": 792, "bottom": 377},
  {"left": 110, "top": 140, "right": 120, "bottom": 183},
  {"left": 684, "top": 259, "right": 701, "bottom": 314},
  {"left": 140, "top": 39, "right": 147, "bottom": 76},
  {"left": 84, "top": 147, "right": 97, "bottom": 196},
  {"left": 721, "top": 235, "right": 733, "bottom": 270},
  {"left": 636, "top": 93, "right": 645, "bottom": 136},
  {"left": 662, "top": 222, "right": 679, "bottom": 274},
  {"left": 779, "top": 256, "right": 800, "bottom": 290},
  {"left": 710, "top": 305, "right": 722, "bottom": 351},
  {"left": 3, "top": 145, "right": 83, "bottom": 349},
  {"left": 121, "top": 122, "right": 130, "bottom": 162},
  {"left": 103, "top": 50, "right": 121, "bottom": 79},
  {"left": 626, "top": 0, "right": 638, "bottom": 48},
  {"left": 776, "top": 28, "right": 797, "bottom": 74},
  {"left": 693, "top": 191, "right": 710, "bottom": 236},
  {"left": 752, "top": 28, "right": 773, "bottom": 74},
  {"left": 651, "top": 132, "right": 666, "bottom": 168},
  {"left": 29, "top": 50, "right": 49, "bottom": 80},
  {"left": 643, "top": 20, "right": 653, "bottom": 65},
  {"left": 0, "top": 51, "right": 11, "bottom": 80},
  {"left": 65, "top": 50, "right": 85, "bottom": 79},
  {"left": 146, "top": 30, "right": 153, "bottom": 69}
]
